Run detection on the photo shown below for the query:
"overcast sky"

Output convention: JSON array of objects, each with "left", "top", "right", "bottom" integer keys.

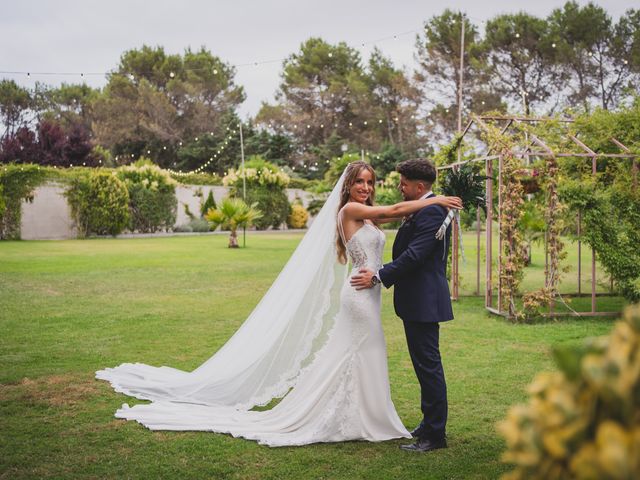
[{"left": 0, "top": 1, "right": 634, "bottom": 118}]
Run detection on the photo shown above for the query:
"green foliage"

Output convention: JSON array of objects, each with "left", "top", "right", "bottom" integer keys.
[
  {"left": 168, "top": 172, "right": 223, "bottom": 186},
  {"left": 223, "top": 158, "right": 290, "bottom": 189},
  {"left": 66, "top": 170, "right": 130, "bottom": 237},
  {"left": 200, "top": 190, "right": 217, "bottom": 218},
  {"left": 437, "top": 163, "right": 488, "bottom": 213},
  {"left": 0, "top": 164, "right": 47, "bottom": 240},
  {"left": 323, "top": 153, "right": 363, "bottom": 186},
  {"left": 243, "top": 185, "right": 290, "bottom": 230},
  {"left": 433, "top": 133, "right": 464, "bottom": 167},
  {"left": 174, "top": 218, "right": 210, "bottom": 233},
  {"left": 0, "top": 79, "right": 32, "bottom": 133},
  {"left": 91, "top": 145, "right": 113, "bottom": 167},
  {"left": 371, "top": 142, "right": 406, "bottom": 178},
  {"left": 116, "top": 162, "right": 178, "bottom": 233},
  {"left": 499, "top": 304, "right": 640, "bottom": 479},
  {"left": 223, "top": 159, "right": 291, "bottom": 230},
  {"left": 560, "top": 175, "right": 640, "bottom": 302}
]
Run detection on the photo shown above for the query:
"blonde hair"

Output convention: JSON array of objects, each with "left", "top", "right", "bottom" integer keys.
[{"left": 336, "top": 161, "right": 377, "bottom": 264}]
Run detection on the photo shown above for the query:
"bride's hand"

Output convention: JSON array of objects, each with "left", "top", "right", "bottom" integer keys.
[{"left": 436, "top": 195, "right": 463, "bottom": 210}]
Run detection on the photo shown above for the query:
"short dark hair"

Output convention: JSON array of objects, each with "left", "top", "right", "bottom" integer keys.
[{"left": 396, "top": 159, "right": 437, "bottom": 184}]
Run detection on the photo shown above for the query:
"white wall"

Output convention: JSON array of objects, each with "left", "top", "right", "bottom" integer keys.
[
  {"left": 19, "top": 183, "right": 314, "bottom": 240},
  {"left": 20, "top": 183, "right": 78, "bottom": 240}
]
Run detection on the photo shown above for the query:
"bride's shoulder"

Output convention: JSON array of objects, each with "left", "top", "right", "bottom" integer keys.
[{"left": 341, "top": 202, "right": 367, "bottom": 216}]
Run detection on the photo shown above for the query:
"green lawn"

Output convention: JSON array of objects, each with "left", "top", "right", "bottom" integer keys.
[{"left": 0, "top": 232, "right": 625, "bottom": 479}]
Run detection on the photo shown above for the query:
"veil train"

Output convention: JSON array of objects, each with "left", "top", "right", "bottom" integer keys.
[{"left": 96, "top": 170, "right": 349, "bottom": 411}]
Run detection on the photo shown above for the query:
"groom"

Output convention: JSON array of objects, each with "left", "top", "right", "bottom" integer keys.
[{"left": 350, "top": 159, "right": 453, "bottom": 452}]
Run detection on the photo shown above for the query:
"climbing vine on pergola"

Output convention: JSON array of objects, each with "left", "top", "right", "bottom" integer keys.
[{"left": 440, "top": 114, "right": 638, "bottom": 321}]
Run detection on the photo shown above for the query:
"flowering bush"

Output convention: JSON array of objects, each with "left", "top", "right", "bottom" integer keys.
[
  {"left": 287, "top": 203, "right": 309, "bottom": 229},
  {"left": 116, "top": 161, "right": 177, "bottom": 233},
  {"left": 223, "top": 159, "right": 291, "bottom": 230},
  {"left": 222, "top": 167, "right": 290, "bottom": 188}
]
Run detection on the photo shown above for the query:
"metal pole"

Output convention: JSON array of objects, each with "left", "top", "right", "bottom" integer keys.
[
  {"left": 457, "top": 15, "right": 465, "bottom": 163},
  {"left": 451, "top": 15, "right": 465, "bottom": 299},
  {"left": 239, "top": 122, "right": 246, "bottom": 247}
]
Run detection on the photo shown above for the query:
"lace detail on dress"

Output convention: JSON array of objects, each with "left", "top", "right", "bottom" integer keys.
[{"left": 346, "top": 223, "right": 384, "bottom": 271}]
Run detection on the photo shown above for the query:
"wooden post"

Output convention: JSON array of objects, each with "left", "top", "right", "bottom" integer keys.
[
  {"left": 497, "top": 154, "right": 503, "bottom": 313},
  {"left": 577, "top": 210, "right": 581, "bottom": 295},
  {"left": 476, "top": 206, "right": 481, "bottom": 296},
  {"left": 591, "top": 154, "right": 597, "bottom": 313},
  {"left": 486, "top": 158, "right": 493, "bottom": 308}
]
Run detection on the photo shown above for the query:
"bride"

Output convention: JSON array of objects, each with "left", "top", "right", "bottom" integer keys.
[{"left": 96, "top": 161, "right": 461, "bottom": 446}]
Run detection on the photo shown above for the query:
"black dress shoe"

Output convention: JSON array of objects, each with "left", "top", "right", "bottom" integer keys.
[{"left": 400, "top": 437, "right": 448, "bottom": 452}]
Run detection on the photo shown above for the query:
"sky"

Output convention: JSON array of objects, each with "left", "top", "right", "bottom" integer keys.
[{"left": 0, "top": 0, "right": 634, "bottom": 118}]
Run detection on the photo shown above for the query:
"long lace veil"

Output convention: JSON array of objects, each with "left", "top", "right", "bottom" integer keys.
[{"left": 96, "top": 169, "right": 349, "bottom": 410}]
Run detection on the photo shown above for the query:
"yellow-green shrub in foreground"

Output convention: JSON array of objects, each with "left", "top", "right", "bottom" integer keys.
[{"left": 499, "top": 304, "right": 640, "bottom": 479}]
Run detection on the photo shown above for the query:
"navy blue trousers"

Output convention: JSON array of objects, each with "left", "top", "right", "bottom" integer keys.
[{"left": 402, "top": 321, "right": 448, "bottom": 441}]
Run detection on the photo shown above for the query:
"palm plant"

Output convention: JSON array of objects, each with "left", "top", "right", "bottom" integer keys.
[
  {"left": 435, "top": 164, "right": 489, "bottom": 256},
  {"left": 205, "top": 197, "right": 262, "bottom": 248}
]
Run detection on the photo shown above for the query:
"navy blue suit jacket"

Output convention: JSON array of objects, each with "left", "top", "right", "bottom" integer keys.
[{"left": 378, "top": 197, "right": 454, "bottom": 324}]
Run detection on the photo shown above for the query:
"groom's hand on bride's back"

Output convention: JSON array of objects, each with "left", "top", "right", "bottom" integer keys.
[{"left": 350, "top": 268, "right": 375, "bottom": 290}]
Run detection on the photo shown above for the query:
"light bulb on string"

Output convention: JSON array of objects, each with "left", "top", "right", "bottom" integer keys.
[{"left": 169, "top": 72, "right": 175, "bottom": 78}]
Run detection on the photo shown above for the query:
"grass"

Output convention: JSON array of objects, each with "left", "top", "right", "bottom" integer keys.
[{"left": 0, "top": 231, "right": 626, "bottom": 479}]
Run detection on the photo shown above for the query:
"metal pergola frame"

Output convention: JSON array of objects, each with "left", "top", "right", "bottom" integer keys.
[{"left": 437, "top": 114, "right": 638, "bottom": 318}]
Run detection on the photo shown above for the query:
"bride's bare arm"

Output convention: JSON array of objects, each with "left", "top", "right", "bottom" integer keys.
[{"left": 343, "top": 196, "right": 462, "bottom": 222}]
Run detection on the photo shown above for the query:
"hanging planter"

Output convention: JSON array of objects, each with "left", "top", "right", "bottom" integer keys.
[{"left": 516, "top": 168, "right": 541, "bottom": 194}]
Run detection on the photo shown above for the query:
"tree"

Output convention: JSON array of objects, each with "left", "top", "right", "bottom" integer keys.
[
  {"left": 37, "top": 83, "right": 99, "bottom": 130},
  {"left": 205, "top": 197, "right": 262, "bottom": 248},
  {"left": 415, "top": 10, "right": 504, "bottom": 146},
  {"left": 367, "top": 48, "right": 421, "bottom": 154},
  {"left": 91, "top": 45, "right": 245, "bottom": 169},
  {"left": 256, "top": 38, "right": 373, "bottom": 174},
  {"left": 0, "top": 80, "right": 32, "bottom": 138},
  {"left": 549, "top": 2, "right": 640, "bottom": 111},
  {"left": 483, "top": 13, "right": 565, "bottom": 115}
]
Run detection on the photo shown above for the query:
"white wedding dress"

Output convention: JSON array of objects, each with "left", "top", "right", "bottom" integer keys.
[{"left": 96, "top": 170, "right": 410, "bottom": 446}]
